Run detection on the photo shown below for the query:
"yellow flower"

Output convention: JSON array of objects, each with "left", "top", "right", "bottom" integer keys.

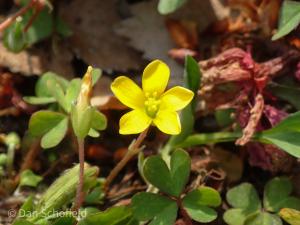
[{"left": 111, "top": 60, "right": 194, "bottom": 135}]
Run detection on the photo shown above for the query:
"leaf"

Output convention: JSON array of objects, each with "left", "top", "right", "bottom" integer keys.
[
  {"left": 223, "top": 208, "right": 254, "bottom": 225},
  {"left": 91, "top": 110, "right": 107, "bottom": 131},
  {"left": 64, "top": 78, "right": 81, "bottom": 112},
  {"left": 143, "top": 149, "right": 191, "bottom": 197},
  {"left": 226, "top": 183, "right": 261, "bottom": 211},
  {"left": 12, "top": 219, "right": 35, "bottom": 225},
  {"left": 85, "top": 186, "right": 104, "bottom": 205},
  {"left": 20, "top": 170, "right": 43, "bottom": 188},
  {"left": 182, "top": 187, "right": 221, "bottom": 223},
  {"left": 158, "top": 0, "right": 187, "bottom": 14},
  {"left": 23, "top": 96, "right": 56, "bottom": 105},
  {"left": 47, "top": 78, "right": 68, "bottom": 112},
  {"left": 0, "top": 154, "right": 7, "bottom": 166},
  {"left": 261, "top": 111, "right": 300, "bottom": 132},
  {"left": 88, "top": 128, "right": 100, "bottom": 138},
  {"left": 50, "top": 215, "right": 76, "bottom": 225},
  {"left": 264, "top": 177, "right": 300, "bottom": 212},
  {"left": 41, "top": 117, "right": 68, "bottom": 149},
  {"left": 3, "top": 18, "right": 27, "bottom": 53},
  {"left": 23, "top": 8, "right": 53, "bottom": 45},
  {"left": 29, "top": 110, "right": 67, "bottom": 136},
  {"left": 36, "top": 164, "right": 98, "bottom": 216},
  {"left": 215, "top": 109, "right": 235, "bottom": 127},
  {"left": 279, "top": 208, "right": 300, "bottom": 225},
  {"left": 79, "top": 206, "right": 134, "bottom": 225},
  {"left": 272, "top": 0, "right": 300, "bottom": 40},
  {"left": 36, "top": 72, "right": 69, "bottom": 97},
  {"left": 257, "top": 131, "right": 300, "bottom": 158},
  {"left": 178, "top": 132, "right": 242, "bottom": 148},
  {"left": 131, "top": 192, "right": 178, "bottom": 225},
  {"left": 255, "top": 111, "right": 300, "bottom": 158},
  {"left": 244, "top": 212, "right": 282, "bottom": 225},
  {"left": 164, "top": 56, "right": 200, "bottom": 148},
  {"left": 18, "top": 196, "right": 34, "bottom": 218},
  {"left": 268, "top": 83, "right": 300, "bottom": 110}
]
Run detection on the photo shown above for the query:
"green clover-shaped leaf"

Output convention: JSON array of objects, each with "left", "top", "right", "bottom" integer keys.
[
  {"left": 143, "top": 149, "right": 191, "bottom": 197},
  {"left": 132, "top": 192, "right": 178, "bottom": 225},
  {"left": 29, "top": 111, "right": 68, "bottom": 149},
  {"left": 29, "top": 111, "right": 68, "bottom": 148},
  {"left": 224, "top": 183, "right": 261, "bottom": 225},
  {"left": 244, "top": 212, "right": 282, "bottom": 225},
  {"left": 182, "top": 187, "right": 221, "bottom": 223},
  {"left": 264, "top": 177, "right": 300, "bottom": 212},
  {"left": 224, "top": 177, "right": 300, "bottom": 225},
  {"left": 20, "top": 170, "right": 43, "bottom": 188}
]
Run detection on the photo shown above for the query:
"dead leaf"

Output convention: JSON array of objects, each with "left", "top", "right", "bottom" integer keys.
[
  {"left": 115, "top": 0, "right": 183, "bottom": 84},
  {"left": 236, "top": 93, "right": 264, "bottom": 146},
  {"left": 115, "top": 0, "right": 229, "bottom": 86},
  {"left": 211, "top": 148, "right": 243, "bottom": 182},
  {"left": 59, "top": 0, "right": 143, "bottom": 71},
  {"left": 91, "top": 76, "right": 127, "bottom": 110},
  {"left": 0, "top": 42, "right": 74, "bottom": 77},
  {"left": 166, "top": 19, "right": 198, "bottom": 50}
]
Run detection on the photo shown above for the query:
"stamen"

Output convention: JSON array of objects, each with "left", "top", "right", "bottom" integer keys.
[{"left": 144, "top": 92, "right": 160, "bottom": 118}]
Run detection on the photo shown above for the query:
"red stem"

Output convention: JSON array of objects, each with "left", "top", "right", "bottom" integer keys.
[
  {"left": 0, "top": 0, "right": 36, "bottom": 32},
  {"left": 104, "top": 128, "right": 149, "bottom": 192},
  {"left": 73, "top": 138, "right": 85, "bottom": 212}
]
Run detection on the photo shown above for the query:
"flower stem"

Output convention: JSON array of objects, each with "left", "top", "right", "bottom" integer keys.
[
  {"left": 104, "top": 128, "right": 149, "bottom": 192},
  {"left": 73, "top": 138, "right": 85, "bottom": 212}
]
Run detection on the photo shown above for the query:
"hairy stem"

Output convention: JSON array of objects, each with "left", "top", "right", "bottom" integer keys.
[
  {"left": 73, "top": 138, "right": 85, "bottom": 211},
  {"left": 104, "top": 128, "right": 149, "bottom": 192}
]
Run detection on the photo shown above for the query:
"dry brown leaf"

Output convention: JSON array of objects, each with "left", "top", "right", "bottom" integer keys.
[
  {"left": 236, "top": 93, "right": 264, "bottom": 146},
  {"left": 59, "top": 0, "right": 143, "bottom": 71},
  {"left": 91, "top": 76, "right": 127, "bottom": 110},
  {"left": 211, "top": 148, "right": 243, "bottom": 182},
  {"left": 115, "top": 0, "right": 183, "bottom": 83},
  {"left": 115, "top": 0, "right": 229, "bottom": 85},
  {"left": 0, "top": 42, "right": 73, "bottom": 77}
]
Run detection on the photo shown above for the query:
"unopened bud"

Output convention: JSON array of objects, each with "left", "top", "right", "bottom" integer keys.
[{"left": 77, "top": 66, "right": 93, "bottom": 111}]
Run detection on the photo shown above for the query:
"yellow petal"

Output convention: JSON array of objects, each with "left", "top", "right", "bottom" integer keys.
[
  {"left": 142, "top": 60, "right": 170, "bottom": 95},
  {"left": 153, "top": 110, "right": 181, "bottom": 135},
  {"left": 160, "top": 86, "right": 194, "bottom": 111},
  {"left": 119, "top": 110, "right": 152, "bottom": 134},
  {"left": 111, "top": 76, "right": 145, "bottom": 109}
]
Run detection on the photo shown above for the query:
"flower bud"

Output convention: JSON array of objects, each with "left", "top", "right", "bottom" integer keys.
[{"left": 76, "top": 66, "right": 93, "bottom": 111}]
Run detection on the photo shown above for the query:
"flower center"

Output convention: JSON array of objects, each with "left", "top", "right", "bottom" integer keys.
[{"left": 144, "top": 92, "right": 160, "bottom": 118}]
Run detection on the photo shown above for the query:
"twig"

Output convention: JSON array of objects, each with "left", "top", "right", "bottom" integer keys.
[
  {"left": 73, "top": 138, "right": 85, "bottom": 211},
  {"left": 104, "top": 128, "right": 149, "bottom": 192},
  {"left": 23, "top": 0, "right": 44, "bottom": 32},
  {"left": 0, "top": 0, "right": 36, "bottom": 32},
  {"left": 0, "top": 107, "right": 19, "bottom": 117}
]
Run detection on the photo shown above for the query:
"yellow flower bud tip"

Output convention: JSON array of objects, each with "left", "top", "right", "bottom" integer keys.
[{"left": 77, "top": 66, "right": 93, "bottom": 109}]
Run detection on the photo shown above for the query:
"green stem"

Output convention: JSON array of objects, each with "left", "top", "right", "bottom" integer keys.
[
  {"left": 176, "top": 131, "right": 243, "bottom": 148},
  {"left": 74, "top": 138, "right": 85, "bottom": 211},
  {"left": 6, "top": 145, "right": 15, "bottom": 174}
]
